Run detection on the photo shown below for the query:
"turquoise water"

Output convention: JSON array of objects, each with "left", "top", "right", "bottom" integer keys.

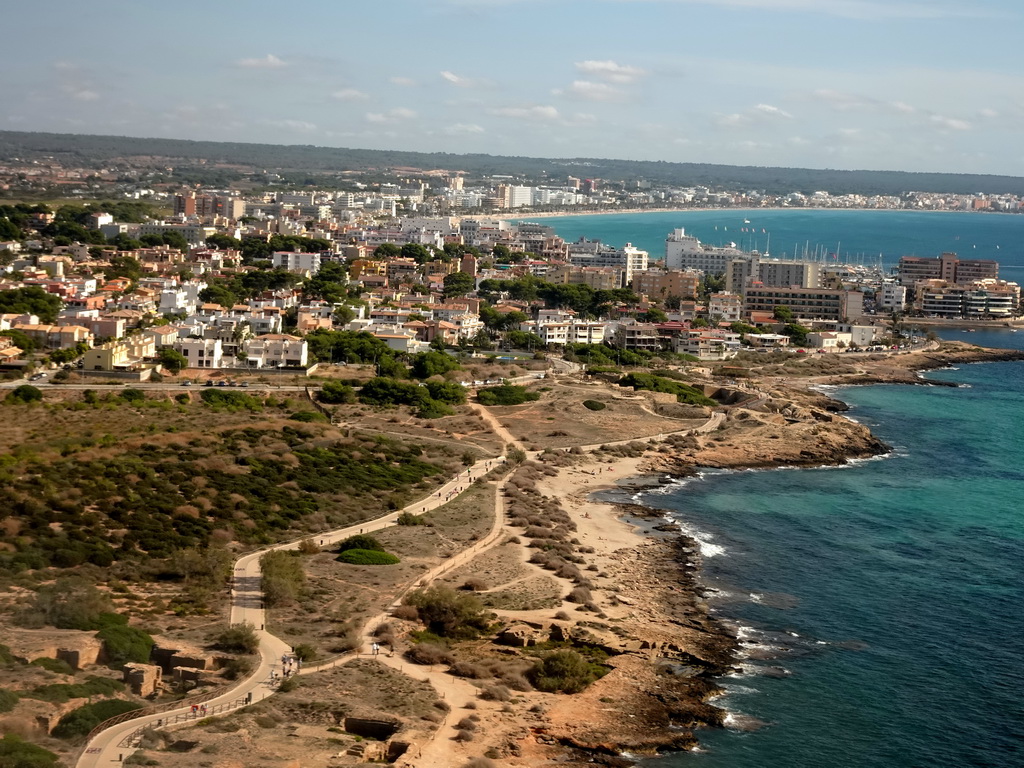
[
  {"left": 544, "top": 209, "right": 1024, "bottom": 766},
  {"left": 633, "top": 340, "right": 1024, "bottom": 768},
  {"left": 527, "top": 209, "right": 1024, "bottom": 274}
]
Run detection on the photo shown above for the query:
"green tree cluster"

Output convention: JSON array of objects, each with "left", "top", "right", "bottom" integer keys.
[
  {"left": 476, "top": 385, "right": 539, "bottom": 406},
  {"left": 261, "top": 550, "right": 305, "bottom": 607},
  {"left": 0, "top": 286, "right": 62, "bottom": 323},
  {"left": 617, "top": 373, "right": 717, "bottom": 406},
  {"left": 403, "top": 585, "right": 491, "bottom": 639}
]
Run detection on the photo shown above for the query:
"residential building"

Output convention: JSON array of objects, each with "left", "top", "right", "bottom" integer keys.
[
  {"left": 272, "top": 251, "right": 322, "bottom": 275},
  {"left": 611, "top": 321, "right": 661, "bottom": 352},
  {"left": 898, "top": 253, "right": 998, "bottom": 288},
  {"left": 82, "top": 336, "right": 156, "bottom": 371},
  {"left": 175, "top": 338, "right": 223, "bottom": 369},
  {"left": 665, "top": 228, "right": 747, "bottom": 273},
  {"left": 743, "top": 288, "right": 865, "bottom": 322},
  {"left": 708, "top": 292, "right": 743, "bottom": 322},
  {"left": 242, "top": 334, "right": 309, "bottom": 368},
  {"left": 632, "top": 269, "right": 701, "bottom": 302}
]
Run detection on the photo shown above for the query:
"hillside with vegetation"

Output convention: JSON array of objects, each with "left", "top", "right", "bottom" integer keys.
[{"left": 3, "top": 130, "right": 1024, "bottom": 195}]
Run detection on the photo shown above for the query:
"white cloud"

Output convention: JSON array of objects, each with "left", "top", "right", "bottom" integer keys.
[
  {"left": 236, "top": 54, "right": 287, "bottom": 69},
  {"left": 72, "top": 89, "right": 100, "bottom": 102},
  {"left": 558, "top": 80, "right": 626, "bottom": 102},
  {"left": 263, "top": 119, "right": 318, "bottom": 133},
  {"left": 715, "top": 113, "right": 749, "bottom": 128},
  {"left": 574, "top": 60, "right": 647, "bottom": 84},
  {"left": 754, "top": 103, "right": 792, "bottom": 118},
  {"left": 441, "top": 70, "right": 470, "bottom": 86},
  {"left": 390, "top": 76, "right": 417, "bottom": 86},
  {"left": 488, "top": 105, "right": 561, "bottom": 122},
  {"left": 332, "top": 88, "right": 369, "bottom": 101},
  {"left": 979, "top": 108, "right": 999, "bottom": 119},
  {"left": 365, "top": 108, "right": 417, "bottom": 124},
  {"left": 444, "top": 123, "right": 485, "bottom": 135},
  {"left": 930, "top": 115, "right": 971, "bottom": 131}
]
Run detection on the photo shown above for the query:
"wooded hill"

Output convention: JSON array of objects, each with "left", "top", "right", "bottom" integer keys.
[{"left": 3, "top": 130, "right": 1024, "bottom": 196}]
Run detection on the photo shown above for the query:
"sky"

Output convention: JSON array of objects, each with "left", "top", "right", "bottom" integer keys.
[{"left": 3, "top": 0, "right": 1023, "bottom": 177}]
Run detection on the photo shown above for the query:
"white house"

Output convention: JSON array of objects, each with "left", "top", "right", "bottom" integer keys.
[
  {"left": 242, "top": 334, "right": 309, "bottom": 368},
  {"left": 175, "top": 338, "right": 223, "bottom": 369}
]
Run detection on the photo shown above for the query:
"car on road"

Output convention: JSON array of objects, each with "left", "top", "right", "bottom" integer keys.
[{"left": 181, "top": 380, "right": 192, "bottom": 386}]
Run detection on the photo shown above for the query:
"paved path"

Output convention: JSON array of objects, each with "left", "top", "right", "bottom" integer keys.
[
  {"left": 76, "top": 454, "right": 505, "bottom": 768},
  {"left": 77, "top": 400, "right": 722, "bottom": 767}
]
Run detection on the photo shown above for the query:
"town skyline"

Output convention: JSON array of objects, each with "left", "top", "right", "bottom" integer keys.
[{"left": 4, "top": 0, "right": 1023, "bottom": 177}]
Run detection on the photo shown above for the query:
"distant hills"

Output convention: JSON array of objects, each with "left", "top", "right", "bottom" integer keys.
[{"left": 3, "top": 130, "right": 1024, "bottom": 197}]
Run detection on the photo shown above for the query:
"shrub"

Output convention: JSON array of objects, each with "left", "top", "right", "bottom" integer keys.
[
  {"left": 222, "top": 657, "right": 252, "bottom": 680},
  {"left": 318, "top": 381, "right": 356, "bottom": 404},
  {"left": 0, "top": 735, "right": 60, "bottom": 768},
  {"left": 476, "top": 385, "right": 539, "bottom": 406},
  {"left": 53, "top": 699, "right": 143, "bottom": 739},
  {"left": 297, "top": 538, "right": 320, "bottom": 555},
  {"left": 120, "top": 388, "right": 146, "bottom": 403},
  {"left": 478, "top": 684, "right": 511, "bottom": 702},
  {"left": 277, "top": 676, "right": 299, "bottom": 693},
  {"left": 6, "top": 384, "right": 42, "bottom": 404},
  {"left": 0, "top": 688, "right": 19, "bottom": 713},
  {"left": 461, "top": 578, "right": 488, "bottom": 592},
  {"left": 396, "top": 511, "right": 428, "bottom": 526},
  {"left": 582, "top": 399, "right": 606, "bottom": 411},
  {"left": 289, "top": 410, "right": 328, "bottom": 423},
  {"left": 404, "top": 643, "right": 452, "bottom": 665},
  {"left": 200, "top": 389, "right": 263, "bottom": 410},
  {"left": 565, "top": 587, "right": 592, "bottom": 604},
  {"left": 528, "top": 650, "right": 607, "bottom": 694},
  {"left": 403, "top": 586, "right": 490, "bottom": 640},
  {"left": 213, "top": 623, "right": 259, "bottom": 654},
  {"left": 617, "top": 373, "right": 717, "bottom": 406},
  {"left": 261, "top": 550, "right": 305, "bottom": 607},
  {"left": 336, "top": 549, "right": 400, "bottom": 565},
  {"left": 30, "top": 657, "right": 74, "bottom": 675},
  {"left": 96, "top": 624, "right": 154, "bottom": 665},
  {"left": 391, "top": 605, "right": 419, "bottom": 621},
  {"left": 336, "top": 534, "right": 384, "bottom": 553}
]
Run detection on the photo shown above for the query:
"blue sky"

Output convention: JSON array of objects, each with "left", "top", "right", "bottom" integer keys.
[{"left": 4, "top": 0, "right": 1022, "bottom": 176}]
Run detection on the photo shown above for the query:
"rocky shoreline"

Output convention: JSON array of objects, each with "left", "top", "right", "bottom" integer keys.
[{"left": 531, "top": 342, "right": 1024, "bottom": 764}]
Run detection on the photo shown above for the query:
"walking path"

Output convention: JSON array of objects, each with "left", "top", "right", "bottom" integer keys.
[{"left": 77, "top": 401, "right": 722, "bottom": 767}]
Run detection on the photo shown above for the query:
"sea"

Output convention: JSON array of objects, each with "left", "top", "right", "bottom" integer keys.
[{"left": 539, "top": 210, "right": 1024, "bottom": 768}]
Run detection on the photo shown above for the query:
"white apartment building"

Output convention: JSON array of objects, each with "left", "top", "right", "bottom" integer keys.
[
  {"left": 708, "top": 292, "right": 743, "bottom": 322},
  {"left": 242, "top": 334, "right": 309, "bottom": 368},
  {"left": 272, "top": 251, "right": 322, "bottom": 274},
  {"left": 175, "top": 338, "right": 224, "bottom": 369},
  {"left": 877, "top": 282, "right": 907, "bottom": 312},
  {"left": 665, "top": 228, "right": 747, "bottom": 273}
]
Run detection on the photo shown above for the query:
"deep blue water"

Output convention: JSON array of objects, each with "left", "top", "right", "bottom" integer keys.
[
  {"left": 632, "top": 334, "right": 1024, "bottom": 768},
  {"left": 525, "top": 209, "right": 1024, "bottom": 276}
]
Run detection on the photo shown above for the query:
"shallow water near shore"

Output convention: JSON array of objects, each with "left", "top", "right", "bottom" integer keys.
[{"left": 637, "top": 349, "right": 1024, "bottom": 767}]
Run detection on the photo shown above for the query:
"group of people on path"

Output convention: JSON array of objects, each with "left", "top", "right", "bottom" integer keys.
[{"left": 269, "top": 653, "right": 301, "bottom": 683}]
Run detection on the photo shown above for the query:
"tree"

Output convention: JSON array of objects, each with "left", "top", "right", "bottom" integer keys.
[
  {"left": 374, "top": 243, "right": 401, "bottom": 258},
  {"left": 443, "top": 271, "right": 475, "bottom": 299},
  {"left": 6, "top": 385, "right": 42, "bottom": 404},
  {"left": 410, "top": 350, "right": 460, "bottom": 379},
  {"left": 888, "top": 310, "right": 905, "bottom": 340},
  {"left": 158, "top": 347, "right": 188, "bottom": 374},
  {"left": 0, "top": 286, "right": 63, "bottom": 323},
  {"left": 403, "top": 585, "right": 490, "bottom": 639},
  {"left": 773, "top": 305, "right": 795, "bottom": 323},
  {"left": 318, "top": 380, "right": 356, "bottom": 404},
  {"left": 400, "top": 242, "right": 432, "bottom": 264},
  {"left": 206, "top": 233, "right": 241, "bottom": 249}
]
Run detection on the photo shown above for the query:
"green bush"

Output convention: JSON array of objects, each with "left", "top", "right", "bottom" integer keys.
[
  {"left": 288, "top": 410, "right": 328, "bottom": 423},
  {"left": 26, "top": 676, "right": 125, "bottom": 704},
  {"left": 337, "top": 534, "right": 384, "bottom": 552},
  {"left": 476, "top": 385, "right": 539, "bottom": 406},
  {"left": 96, "top": 624, "right": 154, "bottom": 666},
  {"left": 0, "top": 688, "right": 19, "bottom": 713},
  {"left": 0, "top": 734, "right": 60, "bottom": 768},
  {"left": 5, "top": 384, "right": 42, "bottom": 404},
  {"left": 120, "top": 388, "right": 146, "bottom": 403},
  {"left": 527, "top": 649, "right": 608, "bottom": 694},
  {"left": 200, "top": 389, "right": 263, "bottom": 410},
  {"left": 261, "top": 550, "right": 305, "bottom": 607},
  {"left": 30, "top": 657, "right": 75, "bottom": 675},
  {"left": 396, "top": 512, "right": 428, "bottom": 526},
  {"left": 582, "top": 400, "right": 606, "bottom": 411},
  {"left": 317, "top": 380, "right": 356, "bottom": 404},
  {"left": 403, "top": 586, "right": 490, "bottom": 639},
  {"left": 52, "top": 698, "right": 142, "bottom": 739},
  {"left": 617, "top": 373, "right": 717, "bottom": 406},
  {"left": 336, "top": 549, "right": 400, "bottom": 565},
  {"left": 213, "top": 623, "right": 259, "bottom": 654}
]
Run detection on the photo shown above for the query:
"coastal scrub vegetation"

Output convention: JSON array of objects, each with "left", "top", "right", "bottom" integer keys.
[
  {"left": 618, "top": 373, "right": 717, "bottom": 406},
  {"left": 0, "top": 407, "right": 455, "bottom": 575},
  {"left": 261, "top": 550, "right": 306, "bottom": 607},
  {"left": 0, "top": 734, "right": 60, "bottom": 768},
  {"left": 476, "top": 385, "right": 540, "bottom": 406},
  {"left": 336, "top": 549, "right": 400, "bottom": 565},
  {"left": 52, "top": 699, "right": 143, "bottom": 739},
  {"left": 528, "top": 649, "right": 609, "bottom": 694},
  {"left": 403, "top": 585, "right": 492, "bottom": 640}
]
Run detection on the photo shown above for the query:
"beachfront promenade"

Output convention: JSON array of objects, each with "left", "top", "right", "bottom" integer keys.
[{"left": 76, "top": 398, "right": 723, "bottom": 768}]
